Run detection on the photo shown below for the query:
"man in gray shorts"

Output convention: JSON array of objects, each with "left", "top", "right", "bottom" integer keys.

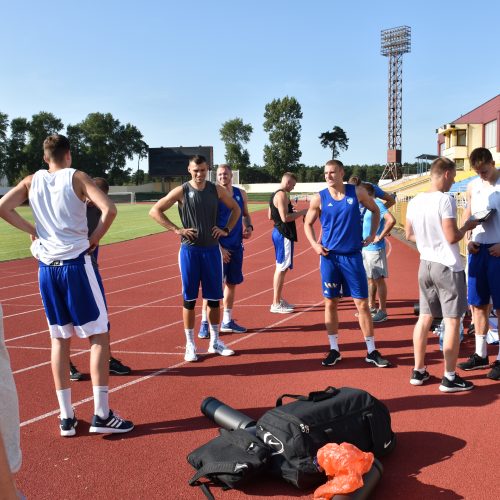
[{"left": 405, "top": 157, "right": 479, "bottom": 392}]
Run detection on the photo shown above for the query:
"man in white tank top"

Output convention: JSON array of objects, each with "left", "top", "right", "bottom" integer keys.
[
  {"left": 457, "top": 147, "right": 500, "bottom": 380},
  {"left": 0, "top": 134, "right": 133, "bottom": 436}
]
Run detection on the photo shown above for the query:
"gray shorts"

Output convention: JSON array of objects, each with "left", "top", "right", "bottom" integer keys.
[
  {"left": 418, "top": 260, "right": 467, "bottom": 318},
  {"left": 362, "top": 248, "right": 388, "bottom": 279}
]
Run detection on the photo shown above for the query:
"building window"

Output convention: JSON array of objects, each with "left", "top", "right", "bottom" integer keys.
[
  {"left": 439, "top": 141, "right": 445, "bottom": 155},
  {"left": 485, "top": 120, "right": 497, "bottom": 148},
  {"left": 457, "top": 130, "right": 466, "bottom": 146},
  {"left": 455, "top": 159, "right": 464, "bottom": 170}
]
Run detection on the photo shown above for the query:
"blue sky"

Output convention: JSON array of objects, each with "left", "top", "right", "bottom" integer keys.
[{"left": 1, "top": 0, "right": 499, "bottom": 173}]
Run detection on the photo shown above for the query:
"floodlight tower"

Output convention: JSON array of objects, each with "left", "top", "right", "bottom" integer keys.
[{"left": 380, "top": 26, "right": 411, "bottom": 180}]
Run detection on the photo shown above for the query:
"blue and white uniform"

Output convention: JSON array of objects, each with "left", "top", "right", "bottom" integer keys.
[
  {"left": 178, "top": 181, "right": 224, "bottom": 301},
  {"left": 29, "top": 168, "right": 109, "bottom": 339},
  {"left": 218, "top": 187, "right": 245, "bottom": 285},
  {"left": 467, "top": 175, "right": 500, "bottom": 308},
  {"left": 319, "top": 184, "right": 368, "bottom": 299}
]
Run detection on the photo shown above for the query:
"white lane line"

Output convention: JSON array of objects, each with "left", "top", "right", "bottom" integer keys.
[{"left": 20, "top": 298, "right": 323, "bottom": 428}]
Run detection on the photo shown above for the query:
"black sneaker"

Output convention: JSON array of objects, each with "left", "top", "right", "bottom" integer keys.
[
  {"left": 89, "top": 410, "right": 134, "bottom": 434},
  {"left": 70, "top": 362, "right": 83, "bottom": 381},
  {"left": 109, "top": 357, "right": 131, "bottom": 375},
  {"left": 322, "top": 349, "right": 342, "bottom": 366},
  {"left": 410, "top": 369, "right": 430, "bottom": 386},
  {"left": 60, "top": 412, "right": 78, "bottom": 437},
  {"left": 486, "top": 360, "right": 500, "bottom": 380},
  {"left": 365, "top": 350, "right": 391, "bottom": 368},
  {"left": 457, "top": 353, "right": 489, "bottom": 371},
  {"left": 439, "top": 374, "right": 474, "bottom": 393}
]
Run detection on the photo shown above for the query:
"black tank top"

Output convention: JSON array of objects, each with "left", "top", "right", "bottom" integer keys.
[
  {"left": 178, "top": 181, "right": 219, "bottom": 247},
  {"left": 269, "top": 189, "right": 297, "bottom": 242}
]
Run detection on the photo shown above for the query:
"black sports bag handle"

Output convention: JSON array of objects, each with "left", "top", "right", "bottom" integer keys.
[{"left": 276, "top": 386, "right": 338, "bottom": 406}]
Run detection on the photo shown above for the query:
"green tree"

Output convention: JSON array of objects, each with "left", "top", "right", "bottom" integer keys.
[
  {"left": 66, "top": 112, "right": 148, "bottom": 180},
  {"left": 0, "top": 112, "right": 8, "bottom": 179},
  {"left": 263, "top": 96, "right": 303, "bottom": 179},
  {"left": 219, "top": 118, "right": 253, "bottom": 175},
  {"left": 319, "top": 126, "right": 349, "bottom": 160},
  {"left": 4, "top": 117, "right": 29, "bottom": 184}
]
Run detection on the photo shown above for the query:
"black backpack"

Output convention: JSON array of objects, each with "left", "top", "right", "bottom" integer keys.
[
  {"left": 255, "top": 386, "right": 396, "bottom": 489},
  {"left": 187, "top": 428, "right": 271, "bottom": 499}
]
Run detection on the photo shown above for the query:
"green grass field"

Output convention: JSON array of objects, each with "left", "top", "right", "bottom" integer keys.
[{"left": 0, "top": 203, "right": 267, "bottom": 262}]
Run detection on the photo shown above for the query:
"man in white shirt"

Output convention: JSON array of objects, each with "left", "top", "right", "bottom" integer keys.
[{"left": 405, "top": 157, "right": 479, "bottom": 392}]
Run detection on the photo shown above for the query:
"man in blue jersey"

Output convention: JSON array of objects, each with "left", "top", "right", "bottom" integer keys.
[
  {"left": 149, "top": 156, "right": 241, "bottom": 362},
  {"left": 0, "top": 134, "right": 133, "bottom": 436},
  {"left": 304, "top": 160, "right": 390, "bottom": 368},
  {"left": 199, "top": 164, "right": 253, "bottom": 338}
]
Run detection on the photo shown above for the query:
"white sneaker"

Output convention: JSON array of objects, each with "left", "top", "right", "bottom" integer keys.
[
  {"left": 184, "top": 344, "right": 198, "bottom": 362},
  {"left": 270, "top": 302, "right": 294, "bottom": 314},
  {"left": 208, "top": 340, "right": 235, "bottom": 356},
  {"left": 281, "top": 299, "right": 295, "bottom": 309}
]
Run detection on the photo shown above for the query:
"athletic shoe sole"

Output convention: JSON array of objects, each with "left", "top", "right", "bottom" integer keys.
[
  {"left": 89, "top": 424, "right": 134, "bottom": 434},
  {"left": 457, "top": 364, "right": 489, "bottom": 371},
  {"left": 208, "top": 346, "right": 235, "bottom": 356},
  {"left": 365, "top": 358, "right": 390, "bottom": 368},
  {"left": 322, "top": 355, "right": 342, "bottom": 367},
  {"left": 60, "top": 421, "right": 78, "bottom": 437},
  {"left": 410, "top": 374, "right": 430, "bottom": 386},
  {"left": 439, "top": 384, "right": 474, "bottom": 393},
  {"left": 220, "top": 327, "right": 247, "bottom": 333}
]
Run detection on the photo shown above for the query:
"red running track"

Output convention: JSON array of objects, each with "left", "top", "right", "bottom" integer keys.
[{"left": 2, "top": 205, "right": 499, "bottom": 499}]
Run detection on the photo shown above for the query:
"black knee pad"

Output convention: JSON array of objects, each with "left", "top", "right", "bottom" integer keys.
[
  {"left": 183, "top": 300, "right": 196, "bottom": 310},
  {"left": 207, "top": 300, "right": 220, "bottom": 309}
]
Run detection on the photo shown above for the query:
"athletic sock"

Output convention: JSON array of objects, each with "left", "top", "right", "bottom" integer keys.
[
  {"left": 201, "top": 309, "right": 207, "bottom": 323},
  {"left": 223, "top": 308, "right": 232, "bottom": 324},
  {"left": 415, "top": 367, "right": 427, "bottom": 374},
  {"left": 475, "top": 335, "right": 487, "bottom": 358},
  {"left": 496, "top": 346, "right": 500, "bottom": 362},
  {"left": 444, "top": 371, "right": 456, "bottom": 381},
  {"left": 210, "top": 324, "right": 220, "bottom": 345},
  {"left": 328, "top": 334, "right": 339, "bottom": 351},
  {"left": 92, "top": 386, "right": 109, "bottom": 419},
  {"left": 184, "top": 328, "right": 195, "bottom": 345},
  {"left": 365, "top": 336, "right": 376, "bottom": 354},
  {"left": 56, "top": 388, "right": 73, "bottom": 419}
]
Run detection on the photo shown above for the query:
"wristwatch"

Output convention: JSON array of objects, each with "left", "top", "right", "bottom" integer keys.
[{"left": 222, "top": 227, "right": 230, "bottom": 235}]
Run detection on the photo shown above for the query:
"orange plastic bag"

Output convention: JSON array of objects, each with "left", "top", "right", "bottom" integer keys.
[{"left": 313, "top": 442, "right": 374, "bottom": 500}]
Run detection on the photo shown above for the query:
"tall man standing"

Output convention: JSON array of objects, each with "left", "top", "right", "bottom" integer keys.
[
  {"left": 0, "top": 134, "right": 133, "bottom": 435},
  {"left": 199, "top": 164, "right": 254, "bottom": 337},
  {"left": 405, "top": 157, "right": 479, "bottom": 391},
  {"left": 457, "top": 147, "right": 500, "bottom": 380},
  {"left": 149, "top": 156, "right": 241, "bottom": 362},
  {"left": 304, "top": 160, "right": 390, "bottom": 368},
  {"left": 269, "top": 172, "right": 307, "bottom": 313}
]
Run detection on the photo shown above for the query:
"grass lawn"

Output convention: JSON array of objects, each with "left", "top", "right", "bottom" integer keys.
[{"left": 0, "top": 203, "right": 267, "bottom": 262}]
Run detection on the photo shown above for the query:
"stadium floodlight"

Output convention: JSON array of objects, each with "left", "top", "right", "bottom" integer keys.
[{"left": 380, "top": 26, "right": 412, "bottom": 181}]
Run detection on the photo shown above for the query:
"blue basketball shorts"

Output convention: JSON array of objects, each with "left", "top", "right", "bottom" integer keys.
[
  {"left": 179, "top": 244, "right": 224, "bottom": 301},
  {"left": 38, "top": 254, "right": 109, "bottom": 339},
  {"left": 320, "top": 252, "right": 368, "bottom": 299},
  {"left": 272, "top": 228, "right": 294, "bottom": 271},
  {"left": 468, "top": 244, "right": 500, "bottom": 309},
  {"left": 223, "top": 245, "right": 244, "bottom": 286}
]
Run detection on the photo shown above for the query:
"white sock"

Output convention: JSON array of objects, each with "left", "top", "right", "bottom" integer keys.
[
  {"left": 92, "top": 386, "right": 109, "bottom": 419},
  {"left": 56, "top": 388, "right": 73, "bottom": 419},
  {"left": 475, "top": 335, "right": 487, "bottom": 358},
  {"left": 328, "top": 334, "right": 339, "bottom": 351},
  {"left": 223, "top": 308, "right": 232, "bottom": 324},
  {"left": 210, "top": 324, "right": 220, "bottom": 344},
  {"left": 365, "top": 336, "right": 376, "bottom": 354},
  {"left": 415, "top": 366, "right": 427, "bottom": 374},
  {"left": 201, "top": 309, "right": 207, "bottom": 322},
  {"left": 185, "top": 328, "right": 195, "bottom": 345},
  {"left": 444, "top": 371, "right": 456, "bottom": 381}
]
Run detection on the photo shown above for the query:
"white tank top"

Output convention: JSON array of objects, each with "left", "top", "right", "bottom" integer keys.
[
  {"left": 469, "top": 175, "right": 500, "bottom": 244},
  {"left": 29, "top": 168, "right": 89, "bottom": 263}
]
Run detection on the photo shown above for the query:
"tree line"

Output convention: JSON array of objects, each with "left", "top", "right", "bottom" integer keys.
[{"left": 1, "top": 98, "right": 419, "bottom": 186}]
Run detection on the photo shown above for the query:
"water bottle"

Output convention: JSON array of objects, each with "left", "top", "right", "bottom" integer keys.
[{"left": 437, "top": 317, "right": 464, "bottom": 350}]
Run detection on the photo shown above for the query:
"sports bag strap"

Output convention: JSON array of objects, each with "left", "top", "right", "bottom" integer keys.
[
  {"left": 276, "top": 386, "right": 338, "bottom": 406},
  {"left": 364, "top": 412, "right": 379, "bottom": 452},
  {"left": 199, "top": 483, "right": 215, "bottom": 500},
  {"left": 189, "top": 462, "right": 238, "bottom": 486}
]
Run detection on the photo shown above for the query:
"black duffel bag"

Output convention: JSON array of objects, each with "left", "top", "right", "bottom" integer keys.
[
  {"left": 255, "top": 386, "right": 396, "bottom": 489},
  {"left": 187, "top": 428, "right": 271, "bottom": 499}
]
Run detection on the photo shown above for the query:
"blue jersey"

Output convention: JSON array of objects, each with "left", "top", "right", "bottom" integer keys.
[
  {"left": 320, "top": 184, "right": 362, "bottom": 254},
  {"left": 218, "top": 186, "right": 244, "bottom": 250},
  {"left": 363, "top": 199, "right": 387, "bottom": 251}
]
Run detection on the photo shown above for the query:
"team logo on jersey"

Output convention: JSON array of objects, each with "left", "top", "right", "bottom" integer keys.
[
  {"left": 346, "top": 197, "right": 354, "bottom": 205},
  {"left": 189, "top": 191, "right": 195, "bottom": 198},
  {"left": 323, "top": 282, "right": 338, "bottom": 289},
  {"left": 236, "top": 195, "right": 241, "bottom": 201},
  {"left": 327, "top": 202, "right": 333, "bottom": 207}
]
